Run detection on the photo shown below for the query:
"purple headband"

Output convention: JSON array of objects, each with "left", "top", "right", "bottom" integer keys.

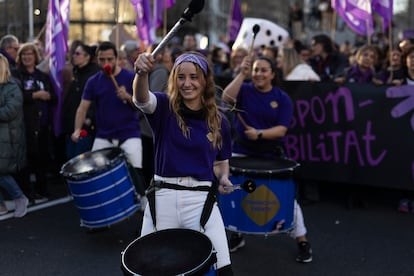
[{"left": 173, "top": 53, "right": 208, "bottom": 76}]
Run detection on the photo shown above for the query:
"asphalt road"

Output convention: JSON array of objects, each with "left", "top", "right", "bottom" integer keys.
[{"left": 1, "top": 180, "right": 414, "bottom": 276}]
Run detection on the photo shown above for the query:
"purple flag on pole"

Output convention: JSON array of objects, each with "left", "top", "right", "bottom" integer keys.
[
  {"left": 130, "top": 0, "right": 155, "bottom": 47},
  {"left": 372, "top": 0, "right": 393, "bottom": 32},
  {"left": 331, "top": 0, "right": 374, "bottom": 36},
  {"left": 154, "top": 0, "right": 176, "bottom": 29},
  {"left": 45, "top": 0, "right": 70, "bottom": 136},
  {"left": 228, "top": 0, "right": 243, "bottom": 41}
]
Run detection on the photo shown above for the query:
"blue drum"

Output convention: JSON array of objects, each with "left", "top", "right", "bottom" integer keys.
[
  {"left": 218, "top": 156, "right": 298, "bottom": 235},
  {"left": 121, "top": 228, "right": 216, "bottom": 276},
  {"left": 61, "top": 147, "right": 139, "bottom": 228}
]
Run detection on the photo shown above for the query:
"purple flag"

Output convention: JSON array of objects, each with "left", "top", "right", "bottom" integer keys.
[
  {"left": 372, "top": 0, "right": 393, "bottom": 32},
  {"left": 154, "top": 0, "right": 175, "bottom": 29},
  {"left": 45, "top": 0, "right": 70, "bottom": 136},
  {"left": 331, "top": 0, "right": 374, "bottom": 36},
  {"left": 130, "top": 0, "right": 155, "bottom": 47},
  {"left": 227, "top": 0, "right": 243, "bottom": 41}
]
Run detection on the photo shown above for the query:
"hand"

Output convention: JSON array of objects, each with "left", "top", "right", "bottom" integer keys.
[
  {"left": 116, "top": 85, "right": 130, "bottom": 102},
  {"left": 218, "top": 176, "right": 233, "bottom": 195},
  {"left": 134, "top": 53, "right": 155, "bottom": 75},
  {"left": 71, "top": 129, "right": 81, "bottom": 143},
  {"left": 34, "top": 90, "right": 51, "bottom": 101},
  {"left": 240, "top": 56, "right": 252, "bottom": 77},
  {"left": 244, "top": 126, "right": 260, "bottom": 140}
]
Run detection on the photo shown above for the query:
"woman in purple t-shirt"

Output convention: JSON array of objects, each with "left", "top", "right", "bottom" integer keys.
[
  {"left": 133, "top": 51, "right": 235, "bottom": 275},
  {"left": 222, "top": 55, "right": 313, "bottom": 263}
]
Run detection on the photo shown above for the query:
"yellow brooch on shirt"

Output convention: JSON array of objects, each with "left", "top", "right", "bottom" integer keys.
[
  {"left": 206, "top": 132, "right": 214, "bottom": 142},
  {"left": 270, "top": 101, "right": 278, "bottom": 109}
]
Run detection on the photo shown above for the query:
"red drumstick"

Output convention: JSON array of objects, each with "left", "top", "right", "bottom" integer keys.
[
  {"left": 103, "top": 64, "right": 120, "bottom": 90},
  {"left": 79, "top": 129, "right": 88, "bottom": 138},
  {"left": 237, "top": 113, "right": 249, "bottom": 130}
]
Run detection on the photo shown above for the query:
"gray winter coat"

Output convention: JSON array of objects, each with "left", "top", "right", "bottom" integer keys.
[{"left": 0, "top": 81, "right": 26, "bottom": 174}]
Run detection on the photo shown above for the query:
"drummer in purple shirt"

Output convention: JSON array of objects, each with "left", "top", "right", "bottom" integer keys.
[
  {"left": 133, "top": 51, "right": 235, "bottom": 275},
  {"left": 71, "top": 41, "right": 147, "bottom": 199},
  {"left": 222, "top": 55, "right": 313, "bottom": 263}
]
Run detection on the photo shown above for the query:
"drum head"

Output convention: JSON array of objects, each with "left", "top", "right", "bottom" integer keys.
[
  {"left": 230, "top": 156, "right": 299, "bottom": 177},
  {"left": 60, "top": 147, "right": 123, "bottom": 179},
  {"left": 122, "top": 228, "right": 214, "bottom": 275}
]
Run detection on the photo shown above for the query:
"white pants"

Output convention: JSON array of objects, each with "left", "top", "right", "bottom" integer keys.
[
  {"left": 141, "top": 188, "right": 231, "bottom": 269},
  {"left": 92, "top": 137, "right": 143, "bottom": 168},
  {"left": 289, "top": 200, "right": 307, "bottom": 239}
]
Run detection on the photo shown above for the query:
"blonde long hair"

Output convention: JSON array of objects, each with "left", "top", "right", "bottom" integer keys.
[
  {"left": 0, "top": 54, "right": 11, "bottom": 84},
  {"left": 167, "top": 52, "right": 223, "bottom": 149}
]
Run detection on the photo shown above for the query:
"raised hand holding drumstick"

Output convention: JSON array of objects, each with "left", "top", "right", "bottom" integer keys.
[{"left": 235, "top": 24, "right": 261, "bottom": 130}]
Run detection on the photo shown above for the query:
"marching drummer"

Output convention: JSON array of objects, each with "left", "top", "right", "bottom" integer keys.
[
  {"left": 133, "top": 51, "right": 235, "bottom": 275},
  {"left": 222, "top": 54, "right": 313, "bottom": 263},
  {"left": 71, "top": 41, "right": 148, "bottom": 206}
]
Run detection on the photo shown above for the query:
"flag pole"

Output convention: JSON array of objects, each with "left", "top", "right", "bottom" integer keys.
[
  {"left": 163, "top": 0, "right": 168, "bottom": 37},
  {"left": 115, "top": 0, "right": 120, "bottom": 49},
  {"left": 331, "top": 10, "right": 337, "bottom": 43},
  {"left": 366, "top": 18, "right": 371, "bottom": 45}
]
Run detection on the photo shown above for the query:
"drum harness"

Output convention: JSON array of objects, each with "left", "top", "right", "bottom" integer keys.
[{"left": 145, "top": 178, "right": 219, "bottom": 231}]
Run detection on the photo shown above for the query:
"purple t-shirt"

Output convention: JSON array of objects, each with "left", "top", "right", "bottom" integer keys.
[
  {"left": 233, "top": 82, "right": 293, "bottom": 157},
  {"left": 146, "top": 92, "right": 232, "bottom": 181},
  {"left": 82, "top": 69, "right": 140, "bottom": 139}
]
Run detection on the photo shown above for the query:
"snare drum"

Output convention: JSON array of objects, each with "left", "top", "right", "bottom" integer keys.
[
  {"left": 218, "top": 156, "right": 299, "bottom": 235},
  {"left": 121, "top": 228, "right": 216, "bottom": 276},
  {"left": 61, "top": 147, "right": 139, "bottom": 228}
]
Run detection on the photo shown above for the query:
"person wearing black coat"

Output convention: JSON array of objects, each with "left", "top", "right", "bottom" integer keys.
[
  {"left": 12, "top": 42, "right": 57, "bottom": 202},
  {"left": 61, "top": 43, "right": 99, "bottom": 160}
]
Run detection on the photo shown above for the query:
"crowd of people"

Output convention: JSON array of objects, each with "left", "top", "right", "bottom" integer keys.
[{"left": 0, "top": 26, "right": 413, "bottom": 273}]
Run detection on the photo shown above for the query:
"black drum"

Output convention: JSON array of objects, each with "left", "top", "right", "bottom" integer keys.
[{"left": 121, "top": 229, "right": 216, "bottom": 275}]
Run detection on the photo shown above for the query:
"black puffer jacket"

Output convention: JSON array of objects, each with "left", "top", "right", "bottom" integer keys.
[{"left": 0, "top": 81, "right": 26, "bottom": 173}]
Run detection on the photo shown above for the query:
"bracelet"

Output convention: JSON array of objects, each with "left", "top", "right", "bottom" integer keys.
[
  {"left": 134, "top": 65, "right": 147, "bottom": 76},
  {"left": 257, "top": 130, "right": 263, "bottom": 140}
]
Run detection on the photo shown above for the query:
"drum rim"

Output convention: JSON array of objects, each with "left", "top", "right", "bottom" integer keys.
[
  {"left": 60, "top": 147, "right": 124, "bottom": 178},
  {"left": 230, "top": 156, "right": 300, "bottom": 175},
  {"left": 121, "top": 228, "right": 215, "bottom": 275}
]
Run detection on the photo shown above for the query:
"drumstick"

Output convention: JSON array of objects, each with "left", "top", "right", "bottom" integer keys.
[
  {"left": 237, "top": 113, "right": 249, "bottom": 130},
  {"left": 103, "top": 64, "right": 120, "bottom": 90},
  {"left": 103, "top": 64, "right": 128, "bottom": 104},
  {"left": 224, "top": 180, "right": 256, "bottom": 193},
  {"left": 249, "top": 24, "right": 261, "bottom": 55}
]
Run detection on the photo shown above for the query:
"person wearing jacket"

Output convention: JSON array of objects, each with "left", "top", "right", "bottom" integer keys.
[
  {"left": 0, "top": 54, "right": 29, "bottom": 217},
  {"left": 12, "top": 42, "right": 57, "bottom": 202}
]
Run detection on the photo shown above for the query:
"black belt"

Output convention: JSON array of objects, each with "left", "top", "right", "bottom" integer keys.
[
  {"left": 148, "top": 181, "right": 211, "bottom": 193},
  {"left": 146, "top": 180, "right": 218, "bottom": 230}
]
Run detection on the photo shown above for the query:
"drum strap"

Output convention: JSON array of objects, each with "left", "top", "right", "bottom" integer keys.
[{"left": 200, "top": 179, "right": 218, "bottom": 229}]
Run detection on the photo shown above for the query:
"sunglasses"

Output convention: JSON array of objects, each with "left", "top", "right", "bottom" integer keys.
[{"left": 73, "top": 51, "right": 85, "bottom": 56}]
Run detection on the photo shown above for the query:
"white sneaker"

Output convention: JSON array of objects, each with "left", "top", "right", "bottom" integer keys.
[
  {"left": 0, "top": 202, "right": 8, "bottom": 215},
  {"left": 14, "top": 196, "right": 29, "bottom": 218}
]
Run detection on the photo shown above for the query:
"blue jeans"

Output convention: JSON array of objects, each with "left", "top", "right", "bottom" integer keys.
[{"left": 0, "top": 175, "right": 24, "bottom": 203}]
